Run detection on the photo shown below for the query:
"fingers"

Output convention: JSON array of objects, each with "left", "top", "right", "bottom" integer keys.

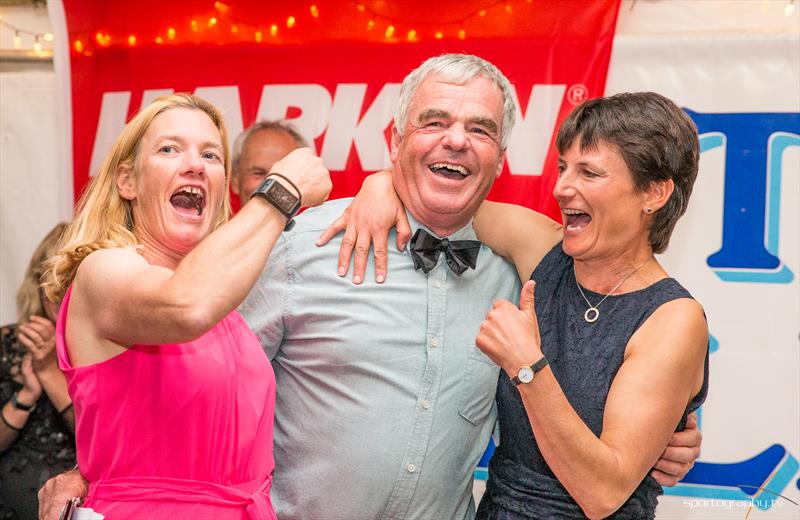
[
  {"left": 316, "top": 213, "right": 347, "bottom": 247},
  {"left": 395, "top": 210, "right": 412, "bottom": 252},
  {"left": 518, "top": 280, "right": 536, "bottom": 315},
  {"left": 351, "top": 231, "right": 373, "bottom": 285},
  {"left": 685, "top": 411, "right": 699, "bottom": 430},
  {"left": 668, "top": 425, "right": 703, "bottom": 449},
  {"left": 372, "top": 232, "right": 388, "bottom": 284},
  {"left": 38, "top": 470, "right": 88, "bottom": 520},
  {"left": 659, "top": 445, "right": 700, "bottom": 465},
  {"left": 337, "top": 224, "right": 357, "bottom": 278},
  {"left": 28, "top": 315, "right": 56, "bottom": 333},
  {"left": 650, "top": 469, "right": 681, "bottom": 487},
  {"left": 18, "top": 323, "right": 45, "bottom": 348}
]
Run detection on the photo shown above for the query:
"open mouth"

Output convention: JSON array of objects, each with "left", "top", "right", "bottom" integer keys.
[
  {"left": 428, "top": 162, "right": 471, "bottom": 180},
  {"left": 170, "top": 186, "right": 205, "bottom": 216},
  {"left": 563, "top": 208, "right": 591, "bottom": 230}
]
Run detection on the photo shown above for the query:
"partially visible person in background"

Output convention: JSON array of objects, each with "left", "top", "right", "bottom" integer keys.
[
  {"left": 231, "top": 120, "right": 308, "bottom": 206},
  {"left": 1, "top": 222, "right": 74, "bottom": 520}
]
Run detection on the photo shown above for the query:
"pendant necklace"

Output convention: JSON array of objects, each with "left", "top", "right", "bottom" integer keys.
[{"left": 575, "top": 257, "right": 652, "bottom": 323}]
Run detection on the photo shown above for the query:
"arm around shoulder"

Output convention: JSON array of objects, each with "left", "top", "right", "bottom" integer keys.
[{"left": 474, "top": 201, "right": 562, "bottom": 280}]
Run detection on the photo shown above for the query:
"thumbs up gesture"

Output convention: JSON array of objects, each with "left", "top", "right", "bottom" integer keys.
[{"left": 476, "top": 280, "right": 543, "bottom": 379}]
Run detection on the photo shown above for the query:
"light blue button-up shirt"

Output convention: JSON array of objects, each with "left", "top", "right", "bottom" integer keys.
[{"left": 241, "top": 198, "right": 520, "bottom": 520}]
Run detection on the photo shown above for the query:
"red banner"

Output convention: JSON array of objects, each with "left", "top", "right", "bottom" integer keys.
[{"left": 61, "top": 0, "right": 619, "bottom": 220}]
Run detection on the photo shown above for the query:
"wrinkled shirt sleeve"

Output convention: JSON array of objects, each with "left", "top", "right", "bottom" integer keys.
[{"left": 239, "top": 234, "right": 289, "bottom": 361}]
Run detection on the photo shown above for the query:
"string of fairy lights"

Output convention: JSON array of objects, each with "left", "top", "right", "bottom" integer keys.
[
  {"left": 0, "top": 0, "right": 530, "bottom": 57},
  {"left": 0, "top": 17, "right": 53, "bottom": 56},
  {"left": 0, "top": 0, "right": 796, "bottom": 57}
]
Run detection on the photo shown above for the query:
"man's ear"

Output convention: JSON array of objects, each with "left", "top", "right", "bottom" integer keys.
[
  {"left": 390, "top": 126, "right": 401, "bottom": 162},
  {"left": 117, "top": 164, "right": 137, "bottom": 201},
  {"left": 644, "top": 178, "right": 674, "bottom": 213},
  {"left": 495, "top": 152, "right": 505, "bottom": 178}
]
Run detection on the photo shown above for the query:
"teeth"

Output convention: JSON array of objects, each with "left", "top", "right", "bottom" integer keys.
[
  {"left": 430, "top": 162, "right": 469, "bottom": 176},
  {"left": 562, "top": 208, "right": 586, "bottom": 215},
  {"left": 176, "top": 186, "right": 203, "bottom": 197}
]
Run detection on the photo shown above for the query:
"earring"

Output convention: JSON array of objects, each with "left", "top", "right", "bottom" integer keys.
[{"left": 644, "top": 207, "right": 653, "bottom": 214}]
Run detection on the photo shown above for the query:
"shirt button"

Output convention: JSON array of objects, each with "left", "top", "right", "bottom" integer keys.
[
  {"left": 431, "top": 338, "right": 439, "bottom": 348},
  {"left": 407, "top": 463, "right": 417, "bottom": 473},
  {"left": 421, "top": 399, "right": 430, "bottom": 409},
  {"left": 433, "top": 280, "right": 442, "bottom": 288}
]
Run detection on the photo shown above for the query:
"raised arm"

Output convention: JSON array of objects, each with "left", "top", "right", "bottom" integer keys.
[
  {"left": 474, "top": 201, "right": 562, "bottom": 281},
  {"left": 68, "top": 149, "right": 330, "bottom": 365},
  {"left": 477, "top": 282, "right": 707, "bottom": 518}
]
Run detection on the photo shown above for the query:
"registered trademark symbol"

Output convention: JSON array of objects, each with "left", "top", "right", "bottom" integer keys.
[{"left": 567, "top": 84, "right": 588, "bottom": 105}]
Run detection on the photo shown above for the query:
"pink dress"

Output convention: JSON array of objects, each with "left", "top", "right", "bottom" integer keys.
[{"left": 56, "top": 286, "right": 277, "bottom": 520}]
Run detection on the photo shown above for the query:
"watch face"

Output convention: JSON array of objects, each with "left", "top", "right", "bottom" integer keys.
[
  {"left": 266, "top": 180, "right": 299, "bottom": 214},
  {"left": 517, "top": 366, "right": 534, "bottom": 384}
]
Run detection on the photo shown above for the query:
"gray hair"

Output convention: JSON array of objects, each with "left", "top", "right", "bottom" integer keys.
[
  {"left": 394, "top": 54, "right": 516, "bottom": 150},
  {"left": 231, "top": 120, "right": 309, "bottom": 173}
]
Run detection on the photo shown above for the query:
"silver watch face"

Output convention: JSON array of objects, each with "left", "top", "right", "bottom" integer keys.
[{"left": 517, "top": 366, "right": 534, "bottom": 384}]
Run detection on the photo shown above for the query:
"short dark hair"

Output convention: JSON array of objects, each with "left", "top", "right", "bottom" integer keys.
[
  {"left": 555, "top": 92, "right": 699, "bottom": 254},
  {"left": 232, "top": 120, "right": 308, "bottom": 173}
]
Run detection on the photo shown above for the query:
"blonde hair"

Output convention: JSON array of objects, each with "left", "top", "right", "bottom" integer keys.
[
  {"left": 16, "top": 222, "right": 68, "bottom": 323},
  {"left": 44, "top": 93, "right": 232, "bottom": 302}
]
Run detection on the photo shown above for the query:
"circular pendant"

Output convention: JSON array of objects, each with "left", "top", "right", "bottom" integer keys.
[{"left": 584, "top": 307, "right": 599, "bottom": 323}]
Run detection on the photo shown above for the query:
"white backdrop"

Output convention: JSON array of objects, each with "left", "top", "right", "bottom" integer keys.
[{"left": 1, "top": 1, "right": 798, "bottom": 518}]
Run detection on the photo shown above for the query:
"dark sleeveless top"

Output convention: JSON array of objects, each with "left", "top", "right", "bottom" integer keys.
[{"left": 478, "top": 244, "right": 709, "bottom": 520}]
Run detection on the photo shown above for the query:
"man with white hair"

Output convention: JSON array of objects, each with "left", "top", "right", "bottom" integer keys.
[{"left": 241, "top": 53, "right": 525, "bottom": 519}]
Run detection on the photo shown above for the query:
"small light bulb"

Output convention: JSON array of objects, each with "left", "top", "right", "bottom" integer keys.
[
  {"left": 74, "top": 39, "right": 83, "bottom": 53},
  {"left": 505, "top": 4, "right": 513, "bottom": 14},
  {"left": 478, "top": 9, "right": 486, "bottom": 16},
  {"left": 407, "top": 29, "right": 417, "bottom": 41},
  {"left": 458, "top": 29, "right": 466, "bottom": 40},
  {"left": 287, "top": 16, "right": 296, "bottom": 28},
  {"left": 33, "top": 40, "right": 42, "bottom": 53},
  {"left": 385, "top": 25, "right": 395, "bottom": 38},
  {"left": 434, "top": 31, "right": 443, "bottom": 39},
  {"left": 13, "top": 33, "right": 21, "bottom": 49},
  {"left": 155, "top": 36, "right": 164, "bottom": 44},
  {"left": 786, "top": 1, "right": 795, "bottom": 16},
  {"left": 310, "top": 5, "right": 319, "bottom": 18},
  {"left": 190, "top": 19, "right": 198, "bottom": 32},
  {"left": 270, "top": 24, "right": 278, "bottom": 37},
  {"left": 209, "top": 17, "right": 218, "bottom": 27},
  {"left": 255, "top": 31, "right": 263, "bottom": 42},
  {"left": 367, "top": 19, "right": 375, "bottom": 30},
  {"left": 128, "top": 35, "right": 136, "bottom": 46},
  {"left": 43, "top": 32, "right": 54, "bottom": 42},
  {"left": 231, "top": 25, "right": 239, "bottom": 34},
  {"left": 357, "top": 4, "right": 365, "bottom": 12},
  {"left": 167, "top": 27, "right": 176, "bottom": 40}
]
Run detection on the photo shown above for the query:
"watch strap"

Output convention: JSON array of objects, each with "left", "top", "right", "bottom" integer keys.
[
  {"left": 253, "top": 177, "right": 301, "bottom": 231},
  {"left": 531, "top": 356, "right": 549, "bottom": 374},
  {"left": 511, "top": 355, "right": 549, "bottom": 386}
]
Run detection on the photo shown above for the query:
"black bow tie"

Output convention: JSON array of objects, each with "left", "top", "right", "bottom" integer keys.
[{"left": 409, "top": 228, "right": 481, "bottom": 276}]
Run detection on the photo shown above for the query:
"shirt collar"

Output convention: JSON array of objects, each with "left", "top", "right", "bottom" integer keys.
[{"left": 405, "top": 211, "right": 479, "bottom": 242}]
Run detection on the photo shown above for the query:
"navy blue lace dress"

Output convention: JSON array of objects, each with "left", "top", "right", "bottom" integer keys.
[{"left": 477, "top": 244, "right": 708, "bottom": 520}]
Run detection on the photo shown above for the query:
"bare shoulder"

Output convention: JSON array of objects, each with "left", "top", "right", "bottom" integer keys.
[{"left": 628, "top": 296, "right": 708, "bottom": 368}]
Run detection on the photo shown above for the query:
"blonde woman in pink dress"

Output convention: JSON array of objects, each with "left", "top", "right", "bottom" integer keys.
[{"left": 41, "top": 93, "right": 331, "bottom": 519}]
